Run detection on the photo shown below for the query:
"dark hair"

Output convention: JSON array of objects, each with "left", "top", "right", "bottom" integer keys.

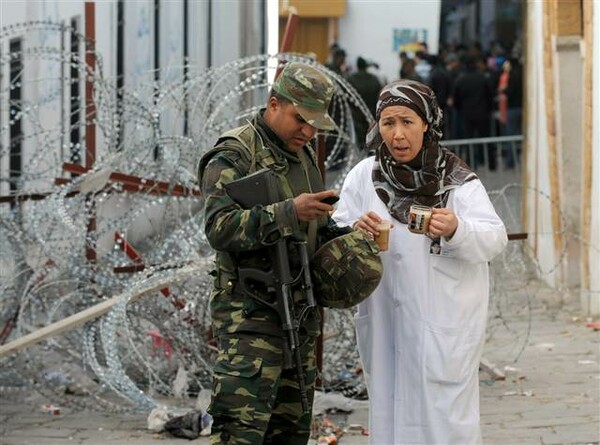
[
  {"left": 357, "top": 57, "right": 368, "bottom": 70},
  {"left": 403, "top": 58, "right": 416, "bottom": 70},
  {"left": 333, "top": 48, "right": 346, "bottom": 59}
]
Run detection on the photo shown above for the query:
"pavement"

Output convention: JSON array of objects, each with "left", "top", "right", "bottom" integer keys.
[{"left": 1, "top": 285, "right": 599, "bottom": 445}]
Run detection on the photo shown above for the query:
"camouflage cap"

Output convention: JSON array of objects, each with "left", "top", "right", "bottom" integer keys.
[
  {"left": 273, "top": 62, "right": 336, "bottom": 131},
  {"left": 311, "top": 230, "right": 383, "bottom": 309}
]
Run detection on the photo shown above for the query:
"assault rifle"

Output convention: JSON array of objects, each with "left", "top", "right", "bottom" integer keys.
[{"left": 224, "top": 168, "right": 316, "bottom": 414}]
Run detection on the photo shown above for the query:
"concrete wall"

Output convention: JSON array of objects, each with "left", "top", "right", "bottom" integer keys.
[
  {"left": 556, "top": 36, "right": 584, "bottom": 289},
  {"left": 0, "top": 0, "right": 258, "bottom": 260},
  {"left": 524, "top": 0, "right": 600, "bottom": 314},
  {"left": 524, "top": 0, "right": 560, "bottom": 287},
  {"left": 588, "top": 0, "right": 600, "bottom": 314}
]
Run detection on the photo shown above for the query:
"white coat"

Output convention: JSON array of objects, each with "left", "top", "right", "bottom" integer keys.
[{"left": 333, "top": 157, "right": 507, "bottom": 445}]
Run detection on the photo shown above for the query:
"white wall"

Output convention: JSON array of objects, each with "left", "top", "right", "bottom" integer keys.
[
  {"left": 0, "top": 0, "right": 248, "bottom": 258},
  {"left": 524, "top": 0, "right": 600, "bottom": 314},
  {"left": 211, "top": 1, "right": 241, "bottom": 67},
  {"left": 338, "top": 0, "right": 441, "bottom": 83},
  {"left": 1, "top": 1, "right": 86, "bottom": 195},
  {"left": 524, "top": 0, "right": 560, "bottom": 287},
  {"left": 589, "top": 0, "right": 600, "bottom": 314}
]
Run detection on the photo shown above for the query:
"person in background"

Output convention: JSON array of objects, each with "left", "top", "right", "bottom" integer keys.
[
  {"left": 496, "top": 59, "right": 511, "bottom": 129},
  {"left": 453, "top": 55, "right": 495, "bottom": 168},
  {"left": 496, "top": 58, "right": 523, "bottom": 168},
  {"left": 504, "top": 58, "right": 523, "bottom": 137},
  {"left": 347, "top": 56, "right": 383, "bottom": 150},
  {"left": 445, "top": 52, "right": 463, "bottom": 139},
  {"left": 326, "top": 47, "right": 348, "bottom": 78},
  {"left": 325, "top": 46, "right": 350, "bottom": 169},
  {"left": 197, "top": 62, "right": 339, "bottom": 445},
  {"left": 427, "top": 54, "right": 451, "bottom": 138},
  {"left": 366, "top": 58, "right": 387, "bottom": 86},
  {"left": 398, "top": 51, "right": 409, "bottom": 79},
  {"left": 332, "top": 79, "right": 507, "bottom": 445},
  {"left": 400, "top": 58, "right": 422, "bottom": 82},
  {"left": 414, "top": 50, "right": 432, "bottom": 84}
]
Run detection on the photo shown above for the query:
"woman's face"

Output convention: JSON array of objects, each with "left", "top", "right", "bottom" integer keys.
[{"left": 378, "top": 105, "right": 429, "bottom": 163}]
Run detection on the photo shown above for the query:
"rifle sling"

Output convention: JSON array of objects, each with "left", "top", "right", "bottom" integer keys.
[{"left": 296, "top": 148, "right": 318, "bottom": 257}]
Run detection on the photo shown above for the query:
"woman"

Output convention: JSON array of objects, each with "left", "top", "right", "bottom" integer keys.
[
  {"left": 497, "top": 59, "right": 510, "bottom": 127},
  {"left": 333, "top": 79, "right": 507, "bottom": 444}
]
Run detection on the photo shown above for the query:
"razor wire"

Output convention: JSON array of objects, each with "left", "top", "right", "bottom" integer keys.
[{"left": 0, "top": 21, "right": 597, "bottom": 413}]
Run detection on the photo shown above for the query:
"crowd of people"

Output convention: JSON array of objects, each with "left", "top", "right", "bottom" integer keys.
[{"left": 326, "top": 41, "right": 524, "bottom": 170}]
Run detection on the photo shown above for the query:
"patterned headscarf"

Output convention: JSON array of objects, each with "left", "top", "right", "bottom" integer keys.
[{"left": 368, "top": 79, "right": 477, "bottom": 223}]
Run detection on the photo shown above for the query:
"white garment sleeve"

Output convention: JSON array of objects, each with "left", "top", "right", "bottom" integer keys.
[
  {"left": 441, "top": 179, "right": 508, "bottom": 263},
  {"left": 332, "top": 160, "right": 370, "bottom": 227}
]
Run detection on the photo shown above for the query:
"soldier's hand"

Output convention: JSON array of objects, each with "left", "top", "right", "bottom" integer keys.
[{"left": 294, "top": 190, "right": 338, "bottom": 222}]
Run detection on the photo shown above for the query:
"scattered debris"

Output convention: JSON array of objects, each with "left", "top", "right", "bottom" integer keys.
[
  {"left": 41, "top": 403, "right": 61, "bottom": 415},
  {"left": 147, "top": 406, "right": 212, "bottom": 439},
  {"left": 147, "top": 407, "right": 173, "bottom": 432},
  {"left": 480, "top": 358, "right": 506, "bottom": 381},
  {"left": 194, "top": 388, "right": 212, "bottom": 413},
  {"left": 172, "top": 366, "right": 189, "bottom": 399},
  {"left": 585, "top": 322, "right": 600, "bottom": 331},
  {"left": 534, "top": 342, "right": 555, "bottom": 351},
  {"left": 148, "top": 329, "right": 173, "bottom": 359},
  {"left": 503, "top": 390, "right": 534, "bottom": 397},
  {"left": 312, "top": 416, "right": 343, "bottom": 444},
  {"left": 317, "top": 432, "right": 338, "bottom": 444},
  {"left": 313, "top": 390, "right": 369, "bottom": 416},
  {"left": 164, "top": 410, "right": 212, "bottom": 439},
  {"left": 310, "top": 392, "right": 370, "bottom": 443}
]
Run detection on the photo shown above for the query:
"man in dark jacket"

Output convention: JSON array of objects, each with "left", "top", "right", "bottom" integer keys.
[
  {"left": 427, "top": 54, "right": 451, "bottom": 138},
  {"left": 453, "top": 55, "right": 496, "bottom": 168},
  {"left": 347, "top": 56, "right": 382, "bottom": 149}
]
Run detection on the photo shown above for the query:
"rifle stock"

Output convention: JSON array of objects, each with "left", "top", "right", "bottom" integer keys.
[{"left": 224, "top": 168, "right": 315, "bottom": 413}]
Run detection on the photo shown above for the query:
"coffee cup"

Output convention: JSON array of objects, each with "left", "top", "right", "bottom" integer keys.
[
  {"left": 407, "top": 205, "right": 432, "bottom": 234},
  {"left": 374, "top": 220, "right": 392, "bottom": 251}
]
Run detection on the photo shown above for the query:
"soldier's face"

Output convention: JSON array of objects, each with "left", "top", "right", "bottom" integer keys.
[
  {"left": 266, "top": 97, "right": 317, "bottom": 152},
  {"left": 378, "top": 105, "right": 428, "bottom": 163}
]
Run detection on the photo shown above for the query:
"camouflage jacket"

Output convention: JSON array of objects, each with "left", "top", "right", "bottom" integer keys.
[{"left": 198, "top": 111, "right": 329, "bottom": 337}]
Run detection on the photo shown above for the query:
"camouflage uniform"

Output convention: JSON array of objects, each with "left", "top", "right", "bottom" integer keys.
[{"left": 198, "top": 63, "right": 335, "bottom": 445}]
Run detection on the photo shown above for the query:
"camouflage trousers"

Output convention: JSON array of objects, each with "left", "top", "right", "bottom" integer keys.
[{"left": 209, "top": 333, "right": 317, "bottom": 445}]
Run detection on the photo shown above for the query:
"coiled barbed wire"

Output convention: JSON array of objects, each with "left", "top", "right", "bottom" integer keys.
[{"left": 1, "top": 21, "right": 597, "bottom": 413}]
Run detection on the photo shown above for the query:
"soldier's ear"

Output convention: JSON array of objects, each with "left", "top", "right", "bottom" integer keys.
[{"left": 267, "top": 96, "right": 280, "bottom": 112}]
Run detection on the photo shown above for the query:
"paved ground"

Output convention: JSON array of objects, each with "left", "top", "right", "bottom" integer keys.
[{"left": 1, "top": 284, "right": 598, "bottom": 445}]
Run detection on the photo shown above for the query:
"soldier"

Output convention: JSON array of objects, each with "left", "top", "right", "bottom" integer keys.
[{"left": 197, "top": 62, "right": 342, "bottom": 445}]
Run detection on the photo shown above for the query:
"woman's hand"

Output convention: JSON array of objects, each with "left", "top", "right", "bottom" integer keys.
[
  {"left": 353, "top": 211, "right": 386, "bottom": 237},
  {"left": 428, "top": 207, "right": 458, "bottom": 239}
]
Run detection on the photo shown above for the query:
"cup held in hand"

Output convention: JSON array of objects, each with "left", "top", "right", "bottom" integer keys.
[
  {"left": 408, "top": 205, "right": 432, "bottom": 234},
  {"left": 374, "top": 220, "right": 392, "bottom": 251}
]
